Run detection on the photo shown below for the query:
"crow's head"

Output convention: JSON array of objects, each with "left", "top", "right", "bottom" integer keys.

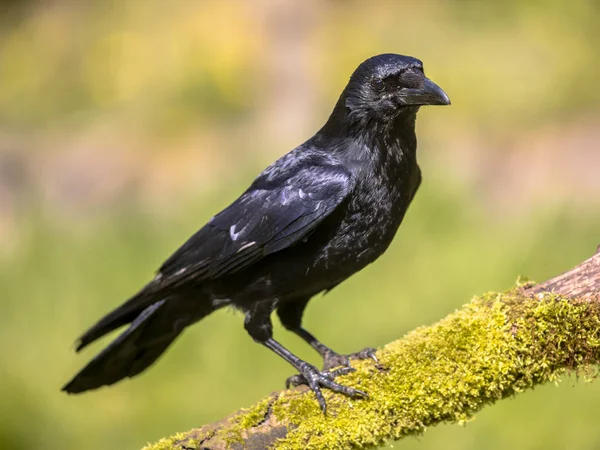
[{"left": 342, "top": 54, "right": 450, "bottom": 126}]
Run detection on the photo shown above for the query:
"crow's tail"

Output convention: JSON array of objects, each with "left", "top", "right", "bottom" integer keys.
[
  {"left": 75, "top": 283, "right": 161, "bottom": 352},
  {"left": 62, "top": 298, "right": 213, "bottom": 393}
]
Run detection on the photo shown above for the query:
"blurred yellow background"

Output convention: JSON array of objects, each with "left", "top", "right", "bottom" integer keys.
[{"left": 1, "top": 1, "right": 599, "bottom": 449}]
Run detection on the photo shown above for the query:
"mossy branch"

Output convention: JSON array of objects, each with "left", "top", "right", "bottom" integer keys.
[{"left": 144, "top": 248, "right": 600, "bottom": 450}]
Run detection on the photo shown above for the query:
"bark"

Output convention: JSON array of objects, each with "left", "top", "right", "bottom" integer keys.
[{"left": 144, "top": 248, "right": 600, "bottom": 450}]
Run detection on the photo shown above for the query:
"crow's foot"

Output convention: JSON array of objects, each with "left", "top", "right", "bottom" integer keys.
[
  {"left": 285, "top": 363, "right": 367, "bottom": 413},
  {"left": 322, "top": 347, "right": 377, "bottom": 371}
]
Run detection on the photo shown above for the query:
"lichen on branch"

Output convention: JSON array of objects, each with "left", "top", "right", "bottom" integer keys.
[{"left": 143, "top": 252, "right": 600, "bottom": 450}]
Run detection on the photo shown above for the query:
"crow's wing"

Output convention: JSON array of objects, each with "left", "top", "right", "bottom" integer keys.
[
  {"left": 156, "top": 164, "right": 353, "bottom": 287},
  {"left": 67, "top": 163, "right": 353, "bottom": 384},
  {"left": 75, "top": 164, "right": 354, "bottom": 351}
]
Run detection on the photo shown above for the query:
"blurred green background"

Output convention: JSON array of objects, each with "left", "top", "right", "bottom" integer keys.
[{"left": 1, "top": 1, "right": 599, "bottom": 449}]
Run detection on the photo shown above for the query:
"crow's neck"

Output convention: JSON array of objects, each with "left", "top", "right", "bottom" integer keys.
[
  {"left": 376, "top": 110, "right": 418, "bottom": 158},
  {"left": 318, "top": 100, "right": 418, "bottom": 165}
]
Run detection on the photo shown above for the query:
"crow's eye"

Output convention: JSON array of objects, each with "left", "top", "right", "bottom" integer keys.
[{"left": 371, "top": 78, "right": 385, "bottom": 92}]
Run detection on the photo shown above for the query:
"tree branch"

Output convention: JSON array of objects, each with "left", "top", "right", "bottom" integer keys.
[{"left": 144, "top": 249, "right": 600, "bottom": 450}]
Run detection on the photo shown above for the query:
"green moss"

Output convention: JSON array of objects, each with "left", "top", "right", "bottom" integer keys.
[
  {"left": 141, "top": 432, "right": 199, "bottom": 450},
  {"left": 224, "top": 396, "right": 276, "bottom": 445},
  {"left": 236, "top": 396, "right": 274, "bottom": 429},
  {"left": 142, "top": 288, "right": 600, "bottom": 450}
]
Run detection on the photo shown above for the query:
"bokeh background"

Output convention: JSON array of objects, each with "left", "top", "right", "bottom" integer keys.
[{"left": 1, "top": 1, "right": 599, "bottom": 449}]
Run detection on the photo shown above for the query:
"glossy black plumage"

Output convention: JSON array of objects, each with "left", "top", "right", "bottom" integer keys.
[{"left": 63, "top": 53, "right": 450, "bottom": 412}]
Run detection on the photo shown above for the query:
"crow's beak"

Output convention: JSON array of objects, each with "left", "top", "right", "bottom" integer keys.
[{"left": 400, "top": 77, "right": 451, "bottom": 106}]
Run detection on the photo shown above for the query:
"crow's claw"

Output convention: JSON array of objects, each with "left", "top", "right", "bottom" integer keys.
[
  {"left": 323, "top": 347, "right": 378, "bottom": 371},
  {"left": 354, "top": 347, "right": 378, "bottom": 364},
  {"left": 285, "top": 363, "right": 366, "bottom": 413}
]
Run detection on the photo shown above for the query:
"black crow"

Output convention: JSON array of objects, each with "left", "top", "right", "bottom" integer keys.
[{"left": 63, "top": 53, "right": 450, "bottom": 413}]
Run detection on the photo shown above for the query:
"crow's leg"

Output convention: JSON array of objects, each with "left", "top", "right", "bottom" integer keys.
[
  {"left": 264, "top": 339, "right": 366, "bottom": 413},
  {"left": 277, "top": 299, "right": 377, "bottom": 371},
  {"left": 291, "top": 327, "right": 377, "bottom": 371},
  {"left": 244, "top": 299, "right": 366, "bottom": 413}
]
